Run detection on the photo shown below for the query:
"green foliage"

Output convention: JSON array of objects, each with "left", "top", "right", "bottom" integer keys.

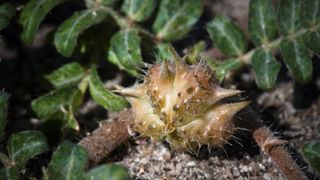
[
  {"left": 205, "top": 58, "right": 243, "bottom": 83},
  {"left": 47, "top": 141, "right": 88, "bottom": 180},
  {"left": 121, "top": 0, "right": 156, "bottom": 22},
  {"left": 280, "top": 39, "right": 313, "bottom": 83},
  {"left": 54, "top": 9, "right": 108, "bottom": 57},
  {"left": 3, "top": 0, "right": 320, "bottom": 178},
  {"left": 31, "top": 87, "right": 81, "bottom": 120},
  {"left": 32, "top": 62, "right": 128, "bottom": 131},
  {"left": 249, "top": 0, "right": 276, "bottom": 45},
  {"left": 85, "top": 164, "right": 130, "bottom": 180},
  {"left": 251, "top": 48, "right": 280, "bottom": 90},
  {"left": 207, "top": 16, "right": 247, "bottom": 57},
  {"left": 0, "top": 131, "right": 49, "bottom": 179},
  {"left": 152, "top": 0, "right": 202, "bottom": 42},
  {"left": 47, "top": 141, "right": 130, "bottom": 180},
  {"left": 301, "top": 0, "right": 320, "bottom": 56},
  {"left": 0, "top": 3, "right": 16, "bottom": 30},
  {"left": 19, "top": 0, "right": 65, "bottom": 44},
  {"left": 0, "top": 91, "right": 9, "bottom": 141},
  {"left": 89, "top": 67, "right": 129, "bottom": 111},
  {"left": 303, "top": 142, "right": 320, "bottom": 172},
  {"left": 156, "top": 43, "right": 175, "bottom": 60},
  {"left": 7, "top": 131, "right": 49, "bottom": 168},
  {"left": 45, "top": 62, "right": 86, "bottom": 88},
  {"left": 277, "top": 0, "right": 302, "bottom": 35},
  {"left": 206, "top": 0, "right": 320, "bottom": 90},
  {"left": 108, "top": 29, "right": 143, "bottom": 76}
]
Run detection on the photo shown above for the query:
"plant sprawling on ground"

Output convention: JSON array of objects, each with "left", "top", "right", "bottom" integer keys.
[{"left": 0, "top": 0, "right": 319, "bottom": 179}]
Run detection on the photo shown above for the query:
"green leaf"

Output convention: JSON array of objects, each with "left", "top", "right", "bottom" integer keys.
[
  {"left": 280, "top": 39, "right": 313, "bottom": 83},
  {"left": 0, "top": 3, "right": 16, "bottom": 30},
  {"left": 185, "top": 41, "right": 206, "bottom": 64},
  {"left": 19, "top": 0, "right": 64, "bottom": 44},
  {"left": 207, "top": 16, "right": 247, "bottom": 57},
  {"left": 301, "top": 0, "right": 320, "bottom": 56},
  {"left": 122, "top": 0, "right": 156, "bottom": 22},
  {"left": 301, "top": 0, "right": 320, "bottom": 27},
  {"left": 155, "top": 43, "right": 174, "bottom": 61},
  {"left": 64, "top": 105, "right": 79, "bottom": 131},
  {"left": 89, "top": 67, "right": 128, "bottom": 112},
  {"left": 302, "top": 142, "right": 320, "bottom": 172},
  {"left": 54, "top": 9, "right": 107, "bottom": 57},
  {"left": 251, "top": 48, "right": 280, "bottom": 90},
  {"left": 205, "top": 58, "right": 243, "bottom": 83},
  {"left": 48, "top": 141, "right": 88, "bottom": 180},
  {"left": 277, "top": 0, "right": 302, "bottom": 35},
  {"left": 31, "top": 87, "right": 81, "bottom": 120},
  {"left": 85, "top": 164, "right": 130, "bottom": 180},
  {"left": 108, "top": 28, "right": 143, "bottom": 76},
  {"left": 7, "top": 131, "right": 49, "bottom": 168},
  {"left": 249, "top": 0, "right": 277, "bottom": 45},
  {"left": 45, "top": 62, "right": 86, "bottom": 88},
  {"left": 0, "top": 91, "right": 9, "bottom": 141},
  {"left": 302, "top": 30, "right": 320, "bottom": 56},
  {"left": 152, "top": 0, "right": 202, "bottom": 42},
  {"left": 0, "top": 167, "right": 19, "bottom": 180}
]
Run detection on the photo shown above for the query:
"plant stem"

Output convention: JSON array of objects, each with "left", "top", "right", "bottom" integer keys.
[
  {"left": 88, "top": 1, "right": 157, "bottom": 41},
  {"left": 236, "top": 24, "right": 320, "bottom": 65},
  {"left": 240, "top": 111, "right": 311, "bottom": 180},
  {"left": 78, "top": 108, "right": 132, "bottom": 165}
]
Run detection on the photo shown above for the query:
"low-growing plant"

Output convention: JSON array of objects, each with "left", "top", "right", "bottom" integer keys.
[{"left": 0, "top": 0, "right": 319, "bottom": 179}]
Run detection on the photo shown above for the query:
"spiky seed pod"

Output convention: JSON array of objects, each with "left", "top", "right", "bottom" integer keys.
[{"left": 116, "top": 50, "right": 249, "bottom": 151}]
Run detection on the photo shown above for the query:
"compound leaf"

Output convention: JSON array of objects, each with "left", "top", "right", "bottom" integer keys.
[
  {"left": 45, "top": 62, "right": 86, "bottom": 88},
  {"left": 7, "top": 131, "right": 49, "bottom": 168},
  {"left": 152, "top": 0, "right": 202, "bottom": 42},
  {"left": 108, "top": 28, "right": 142, "bottom": 76},
  {"left": 89, "top": 67, "right": 128, "bottom": 112},
  {"left": 85, "top": 164, "right": 130, "bottom": 180},
  {"left": 122, "top": 0, "right": 156, "bottom": 22},
  {"left": 47, "top": 141, "right": 88, "bottom": 180},
  {"left": 207, "top": 16, "right": 247, "bottom": 57},
  {"left": 249, "top": 0, "right": 277, "bottom": 45},
  {"left": 280, "top": 39, "right": 313, "bottom": 83},
  {"left": 19, "top": 0, "right": 64, "bottom": 44},
  {"left": 251, "top": 48, "right": 280, "bottom": 90},
  {"left": 54, "top": 9, "right": 107, "bottom": 57}
]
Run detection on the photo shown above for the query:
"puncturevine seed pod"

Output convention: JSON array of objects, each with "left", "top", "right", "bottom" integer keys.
[{"left": 116, "top": 49, "right": 250, "bottom": 152}]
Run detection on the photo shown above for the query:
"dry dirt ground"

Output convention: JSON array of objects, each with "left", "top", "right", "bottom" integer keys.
[{"left": 114, "top": 81, "right": 320, "bottom": 180}]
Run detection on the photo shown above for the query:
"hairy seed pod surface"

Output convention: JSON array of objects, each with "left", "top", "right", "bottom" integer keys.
[{"left": 117, "top": 51, "right": 249, "bottom": 151}]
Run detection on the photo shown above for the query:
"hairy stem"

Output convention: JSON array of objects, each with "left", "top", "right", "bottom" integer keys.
[
  {"left": 78, "top": 108, "right": 132, "bottom": 165},
  {"left": 79, "top": 107, "right": 313, "bottom": 179},
  {"left": 241, "top": 111, "right": 310, "bottom": 180}
]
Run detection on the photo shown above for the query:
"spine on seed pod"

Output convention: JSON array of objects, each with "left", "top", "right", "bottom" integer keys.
[{"left": 115, "top": 48, "right": 249, "bottom": 152}]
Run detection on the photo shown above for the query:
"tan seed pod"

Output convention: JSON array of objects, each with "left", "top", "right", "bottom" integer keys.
[{"left": 116, "top": 49, "right": 249, "bottom": 152}]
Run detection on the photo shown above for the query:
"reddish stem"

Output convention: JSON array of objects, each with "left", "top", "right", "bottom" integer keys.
[{"left": 79, "top": 108, "right": 132, "bottom": 165}]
